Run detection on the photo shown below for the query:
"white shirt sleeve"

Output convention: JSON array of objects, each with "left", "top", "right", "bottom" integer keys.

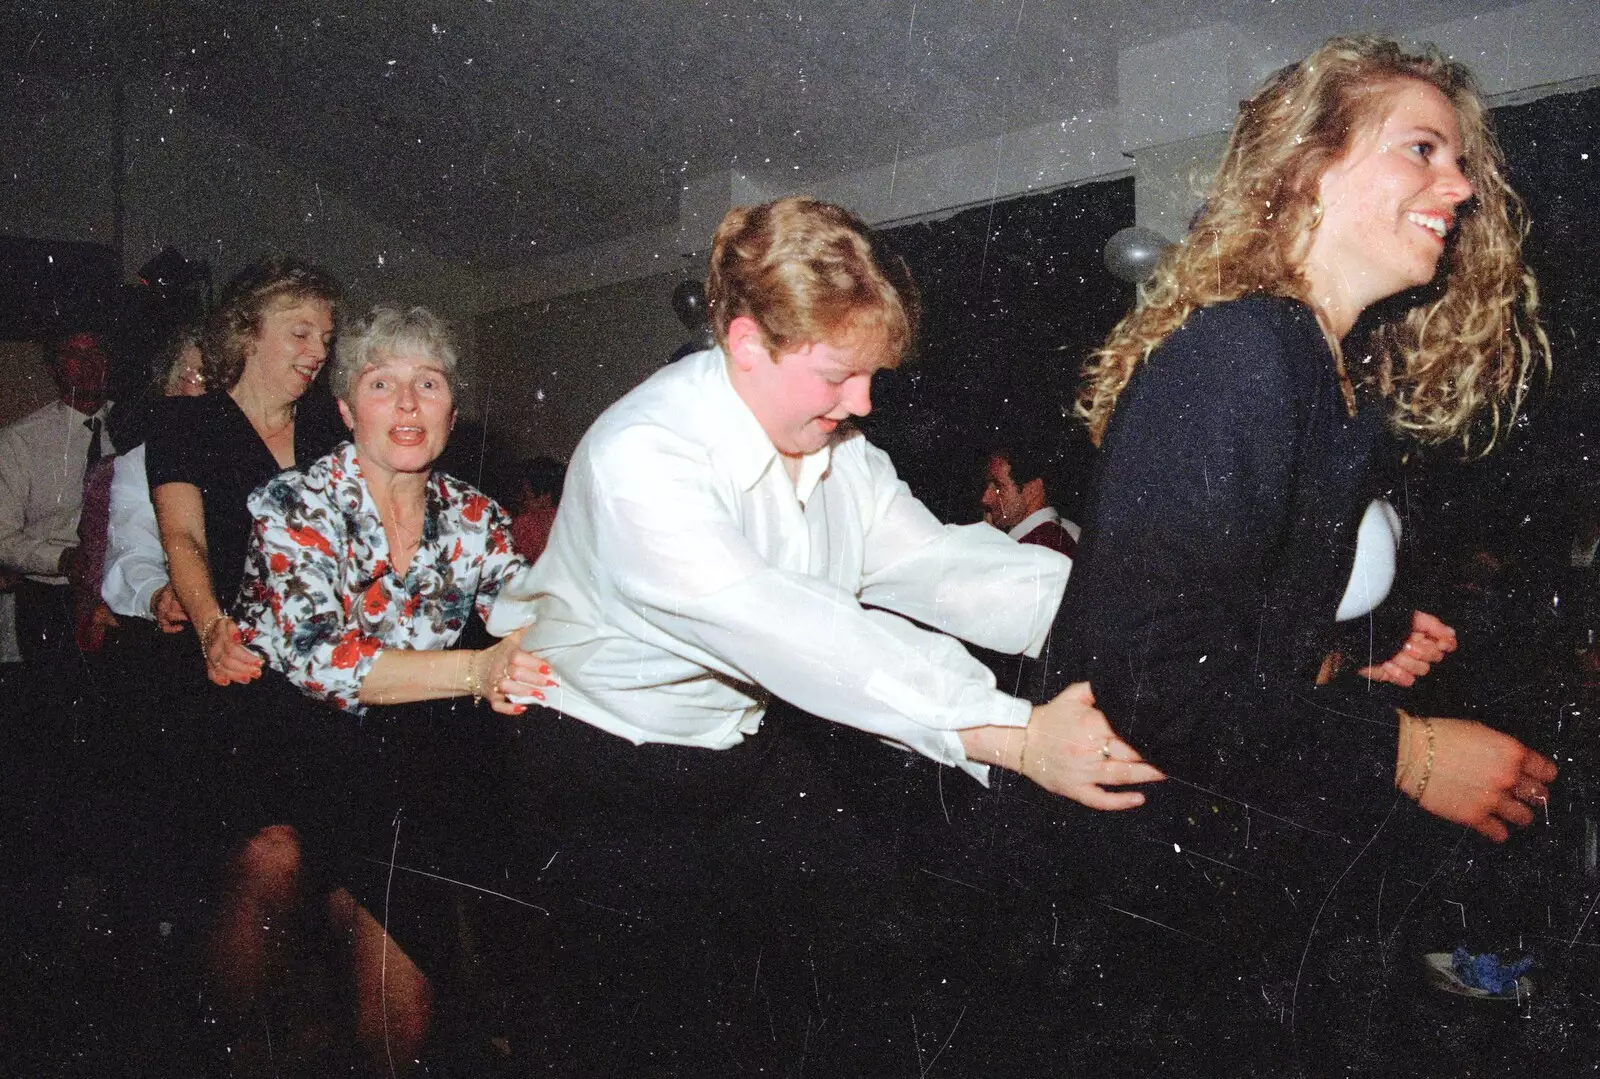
[
  {"left": 593, "top": 428, "right": 1032, "bottom": 777},
  {"left": 853, "top": 441, "right": 1068, "bottom": 659},
  {"left": 0, "top": 425, "right": 63, "bottom": 577},
  {"left": 102, "top": 446, "right": 168, "bottom": 620}
]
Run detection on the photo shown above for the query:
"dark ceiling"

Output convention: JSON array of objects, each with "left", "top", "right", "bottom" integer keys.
[{"left": 6, "top": 0, "right": 1526, "bottom": 269}]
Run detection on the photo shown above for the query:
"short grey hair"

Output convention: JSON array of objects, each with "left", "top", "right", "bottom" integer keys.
[{"left": 331, "top": 304, "right": 459, "bottom": 405}]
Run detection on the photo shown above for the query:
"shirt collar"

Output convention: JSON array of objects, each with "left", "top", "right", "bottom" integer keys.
[
  {"left": 699, "top": 347, "right": 833, "bottom": 496},
  {"left": 333, "top": 440, "right": 445, "bottom": 567},
  {"left": 1008, "top": 505, "right": 1060, "bottom": 541}
]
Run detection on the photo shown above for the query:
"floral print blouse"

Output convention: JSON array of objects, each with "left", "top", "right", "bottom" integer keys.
[{"left": 237, "top": 441, "right": 526, "bottom": 714}]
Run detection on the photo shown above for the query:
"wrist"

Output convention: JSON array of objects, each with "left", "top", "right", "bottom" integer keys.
[
  {"left": 958, "top": 719, "right": 1027, "bottom": 773},
  {"left": 200, "top": 611, "right": 228, "bottom": 644},
  {"left": 1395, "top": 709, "right": 1436, "bottom": 801},
  {"left": 464, "top": 650, "right": 487, "bottom": 703}
]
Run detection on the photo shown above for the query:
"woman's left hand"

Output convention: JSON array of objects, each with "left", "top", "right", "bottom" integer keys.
[
  {"left": 1359, "top": 609, "right": 1458, "bottom": 687},
  {"left": 472, "top": 625, "right": 557, "bottom": 715}
]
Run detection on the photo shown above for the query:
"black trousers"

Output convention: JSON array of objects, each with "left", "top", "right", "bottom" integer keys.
[{"left": 495, "top": 704, "right": 992, "bottom": 1075}]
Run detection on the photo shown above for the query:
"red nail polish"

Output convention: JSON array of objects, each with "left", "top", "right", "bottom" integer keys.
[{"left": 532, "top": 690, "right": 545, "bottom": 701}]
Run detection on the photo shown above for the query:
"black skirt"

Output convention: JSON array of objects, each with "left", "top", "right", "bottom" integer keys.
[{"left": 218, "top": 669, "right": 516, "bottom": 977}]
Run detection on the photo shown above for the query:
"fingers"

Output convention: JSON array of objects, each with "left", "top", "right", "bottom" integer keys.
[
  {"left": 1521, "top": 751, "right": 1559, "bottom": 784},
  {"left": 1360, "top": 661, "right": 1416, "bottom": 687},
  {"left": 1471, "top": 816, "right": 1511, "bottom": 844},
  {"left": 1063, "top": 785, "right": 1148, "bottom": 811},
  {"left": 1102, "top": 759, "right": 1165, "bottom": 786},
  {"left": 1495, "top": 794, "right": 1535, "bottom": 829},
  {"left": 1402, "top": 639, "right": 1446, "bottom": 664},
  {"left": 1101, "top": 735, "right": 1147, "bottom": 764},
  {"left": 1512, "top": 777, "right": 1549, "bottom": 805},
  {"left": 1411, "top": 610, "right": 1457, "bottom": 651}
]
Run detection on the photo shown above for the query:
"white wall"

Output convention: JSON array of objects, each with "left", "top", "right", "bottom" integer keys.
[{"left": 0, "top": 70, "right": 490, "bottom": 415}]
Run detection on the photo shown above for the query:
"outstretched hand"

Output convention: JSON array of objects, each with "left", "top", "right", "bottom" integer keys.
[{"left": 1017, "top": 682, "right": 1165, "bottom": 809}]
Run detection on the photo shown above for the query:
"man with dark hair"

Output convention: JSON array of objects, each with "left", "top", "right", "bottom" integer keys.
[
  {"left": 982, "top": 441, "right": 1081, "bottom": 557},
  {"left": 0, "top": 330, "right": 116, "bottom": 671}
]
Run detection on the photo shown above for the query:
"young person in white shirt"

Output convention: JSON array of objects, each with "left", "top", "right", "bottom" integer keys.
[{"left": 488, "top": 196, "right": 1160, "bottom": 1070}]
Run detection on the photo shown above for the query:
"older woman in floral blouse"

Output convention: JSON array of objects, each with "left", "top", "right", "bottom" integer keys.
[{"left": 220, "top": 304, "right": 551, "bottom": 1074}]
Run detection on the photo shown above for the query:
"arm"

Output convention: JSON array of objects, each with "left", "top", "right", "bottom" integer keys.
[
  {"left": 238, "top": 480, "right": 550, "bottom": 715},
  {"left": 103, "top": 449, "right": 172, "bottom": 621},
  {"left": 152, "top": 481, "right": 262, "bottom": 684},
  {"left": 0, "top": 428, "right": 71, "bottom": 577},
  {"left": 590, "top": 428, "right": 1157, "bottom": 799},
  {"left": 853, "top": 440, "right": 1068, "bottom": 658},
  {"left": 357, "top": 629, "right": 550, "bottom": 714}
]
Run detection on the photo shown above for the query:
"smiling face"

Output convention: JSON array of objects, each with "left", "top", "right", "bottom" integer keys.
[
  {"left": 725, "top": 314, "right": 884, "bottom": 460},
  {"left": 1301, "top": 79, "right": 1475, "bottom": 334},
  {"left": 337, "top": 351, "right": 456, "bottom": 482},
  {"left": 242, "top": 298, "right": 334, "bottom": 405}
]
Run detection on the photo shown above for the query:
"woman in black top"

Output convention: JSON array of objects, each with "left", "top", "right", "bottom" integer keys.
[
  {"left": 1020, "top": 36, "right": 1558, "bottom": 1072},
  {"left": 145, "top": 256, "right": 345, "bottom": 1059},
  {"left": 148, "top": 256, "right": 345, "bottom": 686}
]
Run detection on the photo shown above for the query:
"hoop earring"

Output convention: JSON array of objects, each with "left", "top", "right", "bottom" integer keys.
[{"left": 1308, "top": 199, "right": 1324, "bottom": 230}]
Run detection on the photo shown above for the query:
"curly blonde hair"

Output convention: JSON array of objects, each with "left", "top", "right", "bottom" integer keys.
[{"left": 1078, "top": 36, "right": 1547, "bottom": 455}]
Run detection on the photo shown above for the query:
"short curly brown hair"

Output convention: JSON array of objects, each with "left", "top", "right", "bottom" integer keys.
[{"left": 706, "top": 197, "right": 918, "bottom": 368}]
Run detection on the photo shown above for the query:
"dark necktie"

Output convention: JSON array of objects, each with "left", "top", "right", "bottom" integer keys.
[{"left": 84, "top": 416, "right": 103, "bottom": 469}]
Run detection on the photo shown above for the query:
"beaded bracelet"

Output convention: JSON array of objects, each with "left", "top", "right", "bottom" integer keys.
[{"left": 200, "top": 612, "right": 227, "bottom": 644}]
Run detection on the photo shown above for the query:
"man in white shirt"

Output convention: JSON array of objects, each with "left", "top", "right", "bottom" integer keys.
[
  {"left": 487, "top": 198, "right": 1159, "bottom": 1070},
  {"left": 0, "top": 330, "right": 115, "bottom": 669},
  {"left": 492, "top": 198, "right": 1154, "bottom": 805}
]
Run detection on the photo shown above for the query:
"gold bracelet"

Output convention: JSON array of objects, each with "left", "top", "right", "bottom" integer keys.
[
  {"left": 463, "top": 656, "right": 483, "bottom": 705},
  {"left": 1398, "top": 708, "right": 1436, "bottom": 801},
  {"left": 200, "top": 612, "right": 227, "bottom": 643},
  {"left": 1413, "top": 715, "right": 1437, "bottom": 802}
]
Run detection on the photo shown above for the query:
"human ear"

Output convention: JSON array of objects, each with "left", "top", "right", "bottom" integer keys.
[
  {"left": 337, "top": 398, "right": 355, "bottom": 432},
  {"left": 726, "top": 315, "right": 772, "bottom": 372}
]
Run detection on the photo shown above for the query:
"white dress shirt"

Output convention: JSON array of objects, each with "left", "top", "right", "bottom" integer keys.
[
  {"left": 0, "top": 398, "right": 112, "bottom": 584},
  {"left": 1335, "top": 498, "right": 1402, "bottom": 621},
  {"left": 489, "top": 347, "right": 1070, "bottom": 783},
  {"left": 1007, "top": 506, "right": 1082, "bottom": 543},
  {"left": 102, "top": 444, "right": 169, "bottom": 619}
]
